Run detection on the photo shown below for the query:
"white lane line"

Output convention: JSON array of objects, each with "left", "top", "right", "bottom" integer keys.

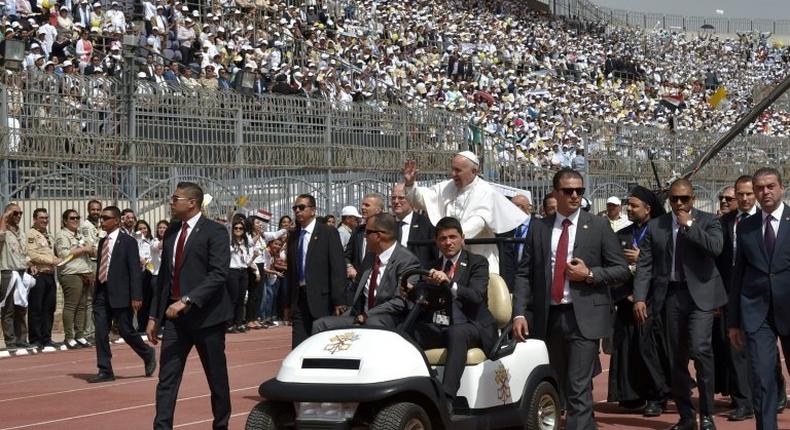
[
  {"left": 0, "top": 357, "right": 281, "bottom": 404},
  {"left": 173, "top": 411, "right": 250, "bottom": 428},
  {"left": 0, "top": 343, "right": 289, "bottom": 392},
  {"left": 0, "top": 386, "right": 259, "bottom": 430}
]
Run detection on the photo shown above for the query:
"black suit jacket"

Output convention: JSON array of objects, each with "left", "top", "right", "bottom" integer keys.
[
  {"left": 150, "top": 216, "right": 232, "bottom": 329},
  {"left": 350, "top": 243, "right": 420, "bottom": 316},
  {"left": 287, "top": 220, "right": 346, "bottom": 317},
  {"left": 513, "top": 210, "right": 630, "bottom": 341},
  {"left": 716, "top": 210, "right": 756, "bottom": 293},
  {"left": 433, "top": 251, "right": 498, "bottom": 356},
  {"left": 633, "top": 209, "right": 726, "bottom": 312},
  {"left": 95, "top": 231, "right": 142, "bottom": 309},
  {"left": 729, "top": 206, "right": 790, "bottom": 335},
  {"left": 401, "top": 211, "right": 438, "bottom": 269},
  {"left": 344, "top": 224, "right": 368, "bottom": 271}
]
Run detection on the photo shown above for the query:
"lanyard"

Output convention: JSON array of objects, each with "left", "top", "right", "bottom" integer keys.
[{"left": 632, "top": 225, "right": 648, "bottom": 248}]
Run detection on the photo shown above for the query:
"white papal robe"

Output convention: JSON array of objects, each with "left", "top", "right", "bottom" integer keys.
[{"left": 405, "top": 176, "right": 527, "bottom": 274}]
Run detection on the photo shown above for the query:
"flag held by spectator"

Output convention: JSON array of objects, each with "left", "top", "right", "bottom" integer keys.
[
  {"left": 660, "top": 93, "right": 685, "bottom": 111},
  {"left": 709, "top": 86, "right": 727, "bottom": 109}
]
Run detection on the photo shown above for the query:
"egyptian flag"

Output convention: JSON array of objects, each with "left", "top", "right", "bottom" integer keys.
[{"left": 661, "top": 93, "right": 686, "bottom": 111}]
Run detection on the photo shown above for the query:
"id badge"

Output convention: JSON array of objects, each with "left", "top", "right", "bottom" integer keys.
[{"left": 432, "top": 311, "right": 450, "bottom": 326}]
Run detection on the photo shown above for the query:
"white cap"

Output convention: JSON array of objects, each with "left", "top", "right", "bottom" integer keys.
[
  {"left": 606, "top": 196, "right": 621, "bottom": 206},
  {"left": 62, "top": 60, "right": 73, "bottom": 67},
  {"left": 340, "top": 206, "right": 362, "bottom": 218},
  {"left": 137, "top": 71, "right": 147, "bottom": 78},
  {"left": 455, "top": 150, "right": 479, "bottom": 166}
]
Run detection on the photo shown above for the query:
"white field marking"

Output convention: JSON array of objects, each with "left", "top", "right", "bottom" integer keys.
[
  {"left": 0, "top": 357, "right": 282, "bottom": 404},
  {"left": 0, "top": 385, "right": 259, "bottom": 430},
  {"left": 173, "top": 411, "right": 250, "bottom": 428}
]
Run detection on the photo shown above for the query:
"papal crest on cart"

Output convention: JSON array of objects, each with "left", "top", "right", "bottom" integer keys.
[
  {"left": 494, "top": 363, "right": 512, "bottom": 403},
  {"left": 324, "top": 332, "right": 360, "bottom": 354}
]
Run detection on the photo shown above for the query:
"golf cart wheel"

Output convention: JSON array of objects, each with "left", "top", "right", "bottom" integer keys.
[
  {"left": 525, "top": 381, "right": 560, "bottom": 430},
  {"left": 245, "top": 400, "right": 293, "bottom": 430},
  {"left": 370, "top": 402, "right": 432, "bottom": 430}
]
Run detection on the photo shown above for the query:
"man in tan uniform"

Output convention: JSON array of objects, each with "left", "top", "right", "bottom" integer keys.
[
  {"left": 79, "top": 200, "right": 104, "bottom": 342},
  {"left": 27, "top": 208, "right": 61, "bottom": 350},
  {"left": 0, "top": 203, "right": 34, "bottom": 348}
]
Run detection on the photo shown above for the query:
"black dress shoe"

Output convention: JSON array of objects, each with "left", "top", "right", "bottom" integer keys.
[
  {"left": 644, "top": 400, "right": 664, "bottom": 417},
  {"left": 144, "top": 355, "right": 157, "bottom": 377},
  {"left": 727, "top": 407, "right": 754, "bottom": 421},
  {"left": 700, "top": 415, "right": 716, "bottom": 430},
  {"left": 778, "top": 391, "right": 788, "bottom": 413},
  {"left": 87, "top": 373, "right": 116, "bottom": 383},
  {"left": 15, "top": 341, "right": 32, "bottom": 348},
  {"left": 668, "top": 419, "right": 697, "bottom": 430}
]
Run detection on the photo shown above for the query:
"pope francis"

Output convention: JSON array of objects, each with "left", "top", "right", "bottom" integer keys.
[{"left": 402, "top": 151, "right": 526, "bottom": 274}]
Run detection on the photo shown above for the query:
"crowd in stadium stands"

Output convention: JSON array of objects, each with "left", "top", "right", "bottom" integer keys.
[{"left": 2, "top": 0, "right": 789, "bottom": 162}]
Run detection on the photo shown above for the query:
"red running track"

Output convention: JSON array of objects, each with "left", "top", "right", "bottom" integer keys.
[{"left": 0, "top": 327, "right": 787, "bottom": 429}]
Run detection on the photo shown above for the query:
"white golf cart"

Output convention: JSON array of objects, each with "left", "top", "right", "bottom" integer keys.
[{"left": 246, "top": 268, "right": 560, "bottom": 430}]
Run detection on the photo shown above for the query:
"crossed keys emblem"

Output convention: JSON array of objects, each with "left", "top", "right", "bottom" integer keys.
[
  {"left": 494, "top": 363, "right": 512, "bottom": 403},
  {"left": 324, "top": 332, "right": 360, "bottom": 354}
]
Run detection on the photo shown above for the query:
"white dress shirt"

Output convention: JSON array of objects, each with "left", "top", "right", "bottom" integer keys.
[
  {"left": 298, "top": 218, "right": 317, "bottom": 286},
  {"left": 398, "top": 212, "right": 413, "bottom": 247},
  {"left": 363, "top": 242, "right": 396, "bottom": 311},
  {"left": 762, "top": 203, "right": 785, "bottom": 237},
  {"left": 442, "top": 251, "right": 462, "bottom": 297},
  {"left": 102, "top": 228, "right": 120, "bottom": 269},
  {"left": 172, "top": 212, "right": 201, "bottom": 266},
  {"left": 551, "top": 209, "right": 580, "bottom": 305},
  {"left": 670, "top": 212, "right": 683, "bottom": 282}
]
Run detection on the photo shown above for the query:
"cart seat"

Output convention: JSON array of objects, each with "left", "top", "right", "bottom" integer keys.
[{"left": 424, "top": 273, "right": 512, "bottom": 365}]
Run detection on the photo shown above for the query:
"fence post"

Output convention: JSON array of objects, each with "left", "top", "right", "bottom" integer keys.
[
  {"left": 126, "top": 74, "right": 138, "bottom": 212},
  {"left": 234, "top": 104, "right": 245, "bottom": 198},
  {"left": 324, "top": 104, "right": 333, "bottom": 213},
  {"left": 0, "top": 84, "right": 8, "bottom": 209}
]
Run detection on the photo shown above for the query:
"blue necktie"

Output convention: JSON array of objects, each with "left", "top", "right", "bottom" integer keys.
[
  {"left": 515, "top": 222, "right": 528, "bottom": 261},
  {"left": 297, "top": 229, "right": 307, "bottom": 285}
]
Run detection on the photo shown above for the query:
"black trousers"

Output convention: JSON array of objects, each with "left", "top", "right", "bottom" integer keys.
[
  {"left": 413, "top": 322, "right": 481, "bottom": 400},
  {"left": 227, "top": 268, "right": 248, "bottom": 326},
  {"left": 154, "top": 319, "right": 230, "bottom": 430},
  {"left": 28, "top": 272, "right": 56, "bottom": 346},
  {"left": 638, "top": 307, "right": 672, "bottom": 401},
  {"left": 546, "top": 305, "right": 599, "bottom": 430},
  {"left": 746, "top": 309, "right": 790, "bottom": 430},
  {"left": 136, "top": 272, "right": 155, "bottom": 333},
  {"left": 665, "top": 287, "right": 716, "bottom": 419},
  {"left": 245, "top": 265, "right": 264, "bottom": 323},
  {"left": 292, "top": 287, "right": 316, "bottom": 348},
  {"left": 93, "top": 285, "right": 154, "bottom": 375}
]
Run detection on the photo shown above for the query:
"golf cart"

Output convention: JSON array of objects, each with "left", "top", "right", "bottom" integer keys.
[{"left": 246, "top": 268, "right": 559, "bottom": 430}]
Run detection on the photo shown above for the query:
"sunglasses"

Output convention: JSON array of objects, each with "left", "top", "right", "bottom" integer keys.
[
  {"left": 559, "top": 187, "right": 585, "bottom": 196},
  {"left": 292, "top": 204, "right": 314, "bottom": 212},
  {"left": 11, "top": 211, "right": 22, "bottom": 216},
  {"left": 669, "top": 195, "right": 692, "bottom": 203},
  {"left": 169, "top": 195, "right": 191, "bottom": 203},
  {"left": 100, "top": 215, "right": 117, "bottom": 221},
  {"left": 718, "top": 195, "right": 735, "bottom": 202},
  {"left": 68, "top": 216, "right": 81, "bottom": 221},
  {"left": 233, "top": 226, "right": 245, "bottom": 230},
  {"left": 365, "top": 229, "right": 385, "bottom": 236}
]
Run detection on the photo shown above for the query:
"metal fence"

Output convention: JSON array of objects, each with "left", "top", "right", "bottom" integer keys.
[
  {"left": 548, "top": 0, "right": 790, "bottom": 35},
  {"left": 0, "top": 74, "right": 468, "bottom": 232}
]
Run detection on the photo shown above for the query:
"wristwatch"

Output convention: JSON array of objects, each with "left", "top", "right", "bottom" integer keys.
[
  {"left": 180, "top": 296, "right": 192, "bottom": 306},
  {"left": 585, "top": 269, "right": 595, "bottom": 284}
]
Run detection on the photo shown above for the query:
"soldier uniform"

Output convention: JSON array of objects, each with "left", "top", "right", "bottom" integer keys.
[
  {"left": 80, "top": 219, "right": 103, "bottom": 340},
  {"left": 0, "top": 227, "right": 30, "bottom": 348},
  {"left": 27, "top": 227, "right": 59, "bottom": 349}
]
